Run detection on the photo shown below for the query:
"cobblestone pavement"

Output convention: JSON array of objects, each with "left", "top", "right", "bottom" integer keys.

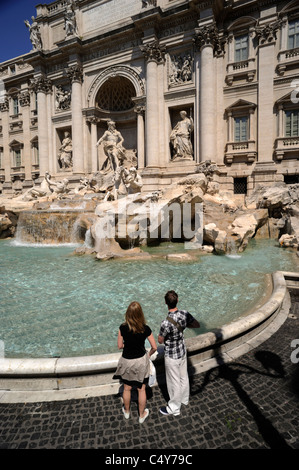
[{"left": 0, "top": 291, "right": 298, "bottom": 453}]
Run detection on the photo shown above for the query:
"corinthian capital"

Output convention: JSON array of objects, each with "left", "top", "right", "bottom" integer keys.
[
  {"left": 30, "top": 76, "right": 52, "bottom": 94},
  {"left": 255, "top": 20, "right": 281, "bottom": 45},
  {"left": 18, "top": 91, "right": 31, "bottom": 107},
  {"left": 67, "top": 64, "right": 83, "bottom": 83},
  {"left": 194, "top": 24, "right": 226, "bottom": 57},
  {"left": 140, "top": 41, "right": 166, "bottom": 63}
]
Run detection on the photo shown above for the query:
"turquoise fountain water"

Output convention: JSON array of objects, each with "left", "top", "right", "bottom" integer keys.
[{"left": 0, "top": 238, "right": 297, "bottom": 358}]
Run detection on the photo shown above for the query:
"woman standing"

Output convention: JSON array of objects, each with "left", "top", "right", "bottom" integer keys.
[{"left": 113, "top": 302, "right": 157, "bottom": 423}]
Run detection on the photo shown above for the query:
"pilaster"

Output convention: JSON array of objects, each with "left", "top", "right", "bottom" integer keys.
[
  {"left": 30, "top": 76, "right": 52, "bottom": 177},
  {"left": 256, "top": 21, "right": 280, "bottom": 164},
  {"left": 18, "top": 91, "right": 32, "bottom": 182}
]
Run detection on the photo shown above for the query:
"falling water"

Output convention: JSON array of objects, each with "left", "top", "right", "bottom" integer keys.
[
  {"left": 226, "top": 238, "right": 242, "bottom": 259},
  {"left": 14, "top": 210, "right": 85, "bottom": 246}
]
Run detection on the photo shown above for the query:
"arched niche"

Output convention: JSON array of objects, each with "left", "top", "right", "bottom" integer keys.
[
  {"left": 87, "top": 65, "right": 145, "bottom": 109},
  {"left": 87, "top": 66, "right": 145, "bottom": 170}
]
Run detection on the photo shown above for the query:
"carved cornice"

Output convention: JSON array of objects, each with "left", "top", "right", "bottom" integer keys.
[
  {"left": 18, "top": 91, "right": 31, "bottom": 107},
  {"left": 140, "top": 41, "right": 166, "bottom": 63},
  {"left": 194, "top": 24, "right": 226, "bottom": 57},
  {"left": 141, "top": 0, "right": 157, "bottom": 7},
  {"left": 30, "top": 76, "right": 52, "bottom": 94},
  {"left": 255, "top": 20, "right": 281, "bottom": 45},
  {"left": 67, "top": 64, "right": 83, "bottom": 84}
]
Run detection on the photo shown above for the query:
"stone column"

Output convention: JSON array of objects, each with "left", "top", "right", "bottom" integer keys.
[
  {"left": 87, "top": 117, "right": 98, "bottom": 173},
  {"left": 255, "top": 21, "right": 280, "bottom": 163},
  {"left": 134, "top": 104, "right": 145, "bottom": 169},
  {"left": 30, "top": 76, "right": 52, "bottom": 177},
  {"left": 194, "top": 24, "right": 222, "bottom": 162},
  {"left": 18, "top": 91, "right": 32, "bottom": 182},
  {"left": 67, "top": 64, "right": 84, "bottom": 175},
  {"left": 0, "top": 97, "right": 10, "bottom": 184},
  {"left": 140, "top": 41, "right": 165, "bottom": 168}
]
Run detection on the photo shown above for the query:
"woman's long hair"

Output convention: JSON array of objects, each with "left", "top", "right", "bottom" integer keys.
[{"left": 125, "top": 301, "right": 146, "bottom": 334}]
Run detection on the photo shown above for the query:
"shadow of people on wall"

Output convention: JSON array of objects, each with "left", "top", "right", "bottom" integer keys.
[{"left": 190, "top": 328, "right": 291, "bottom": 449}]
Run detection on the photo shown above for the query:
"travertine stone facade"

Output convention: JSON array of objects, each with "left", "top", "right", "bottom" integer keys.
[{"left": 0, "top": 0, "right": 298, "bottom": 195}]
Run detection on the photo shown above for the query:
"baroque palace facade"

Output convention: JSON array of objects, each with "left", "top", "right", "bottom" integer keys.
[{"left": 0, "top": 0, "right": 299, "bottom": 195}]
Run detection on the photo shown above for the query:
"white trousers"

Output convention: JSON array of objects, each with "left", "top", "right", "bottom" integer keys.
[{"left": 165, "top": 354, "right": 189, "bottom": 415}]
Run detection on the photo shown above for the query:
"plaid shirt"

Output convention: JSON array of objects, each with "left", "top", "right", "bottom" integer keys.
[{"left": 159, "top": 309, "right": 196, "bottom": 359}]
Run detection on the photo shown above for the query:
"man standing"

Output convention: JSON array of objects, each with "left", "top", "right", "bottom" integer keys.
[{"left": 158, "top": 290, "right": 200, "bottom": 416}]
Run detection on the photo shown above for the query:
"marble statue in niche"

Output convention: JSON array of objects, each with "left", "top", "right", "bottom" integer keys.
[
  {"left": 170, "top": 110, "right": 194, "bottom": 161},
  {"left": 96, "top": 120, "right": 126, "bottom": 174},
  {"left": 58, "top": 131, "right": 73, "bottom": 169}
]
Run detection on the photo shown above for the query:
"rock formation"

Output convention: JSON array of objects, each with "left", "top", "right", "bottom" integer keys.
[
  {"left": 0, "top": 164, "right": 298, "bottom": 258},
  {"left": 0, "top": 207, "right": 18, "bottom": 238}
]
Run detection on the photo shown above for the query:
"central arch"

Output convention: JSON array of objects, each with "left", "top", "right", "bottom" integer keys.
[
  {"left": 96, "top": 76, "right": 136, "bottom": 112},
  {"left": 87, "top": 65, "right": 145, "bottom": 107}
]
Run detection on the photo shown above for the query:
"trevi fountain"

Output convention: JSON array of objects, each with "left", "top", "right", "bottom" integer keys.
[{"left": 0, "top": 120, "right": 298, "bottom": 400}]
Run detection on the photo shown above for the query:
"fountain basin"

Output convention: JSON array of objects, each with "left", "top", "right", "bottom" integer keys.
[{"left": 0, "top": 271, "right": 295, "bottom": 403}]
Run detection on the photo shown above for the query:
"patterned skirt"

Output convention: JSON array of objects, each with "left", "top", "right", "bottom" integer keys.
[{"left": 113, "top": 353, "right": 150, "bottom": 389}]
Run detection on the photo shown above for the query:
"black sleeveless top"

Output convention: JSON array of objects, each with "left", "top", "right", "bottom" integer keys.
[{"left": 119, "top": 324, "right": 152, "bottom": 359}]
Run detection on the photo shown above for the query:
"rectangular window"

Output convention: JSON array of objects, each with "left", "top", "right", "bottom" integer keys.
[
  {"left": 0, "top": 148, "right": 3, "bottom": 168},
  {"left": 14, "top": 149, "right": 21, "bottom": 167},
  {"left": 13, "top": 97, "right": 19, "bottom": 115},
  {"left": 234, "top": 177, "right": 247, "bottom": 195},
  {"left": 288, "top": 20, "right": 299, "bottom": 49},
  {"left": 234, "top": 116, "right": 248, "bottom": 142},
  {"left": 32, "top": 144, "right": 39, "bottom": 165},
  {"left": 285, "top": 110, "right": 299, "bottom": 137},
  {"left": 235, "top": 34, "right": 248, "bottom": 62}
]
